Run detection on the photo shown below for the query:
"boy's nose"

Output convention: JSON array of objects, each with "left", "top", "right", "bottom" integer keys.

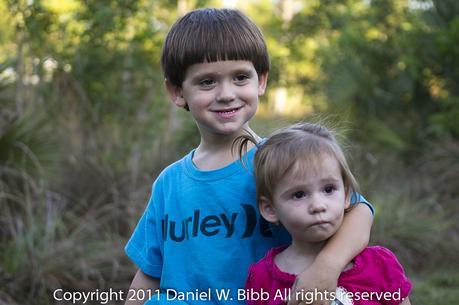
[{"left": 216, "top": 82, "right": 236, "bottom": 103}]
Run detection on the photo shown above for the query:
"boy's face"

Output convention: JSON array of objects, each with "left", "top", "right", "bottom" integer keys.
[{"left": 166, "top": 60, "right": 267, "bottom": 139}]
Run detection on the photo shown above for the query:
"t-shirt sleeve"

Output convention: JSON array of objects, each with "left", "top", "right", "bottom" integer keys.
[
  {"left": 374, "top": 247, "right": 412, "bottom": 305},
  {"left": 350, "top": 192, "right": 375, "bottom": 215},
  {"left": 125, "top": 182, "right": 164, "bottom": 278}
]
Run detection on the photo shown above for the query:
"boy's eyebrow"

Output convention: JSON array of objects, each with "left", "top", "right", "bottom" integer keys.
[
  {"left": 190, "top": 72, "right": 217, "bottom": 83},
  {"left": 189, "top": 71, "right": 218, "bottom": 82},
  {"left": 232, "top": 68, "right": 256, "bottom": 76},
  {"left": 189, "top": 68, "right": 255, "bottom": 81}
]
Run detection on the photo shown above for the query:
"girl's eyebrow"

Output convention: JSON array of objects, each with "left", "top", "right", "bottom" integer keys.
[
  {"left": 319, "top": 177, "right": 341, "bottom": 183},
  {"left": 279, "top": 184, "right": 308, "bottom": 197},
  {"left": 279, "top": 177, "right": 342, "bottom": 194}
]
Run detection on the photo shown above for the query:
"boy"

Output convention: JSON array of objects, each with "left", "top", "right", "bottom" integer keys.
[{"left": 125, "top": 8, "right": 373, "bottom": 305}]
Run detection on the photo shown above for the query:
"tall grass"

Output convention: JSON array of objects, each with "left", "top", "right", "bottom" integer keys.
[
  {"left": 0, "top": 166, "right": 133, "bottom": 304},
  {"left": 1, "top": 107, "right": 458, "bottom": 304},
  {"left": 348, "top": 135, "right": 459, "bottom": 304},
  {"left": 0, "top": 109, "right": 137, "bottom": 304}
]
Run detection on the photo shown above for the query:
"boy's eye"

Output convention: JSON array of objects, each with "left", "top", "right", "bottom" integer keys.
[
  {"left": 234, "top": 74, "right": 249, "bottom": 82},
  {"left": 292, "top": 191, "right": 306, "bottom": 200},
  {"left": 323, "top": 185, "right": 336, "bottom": 194},
  {"left": 199, "top": 79, "right": 215, "bottom": 87}
]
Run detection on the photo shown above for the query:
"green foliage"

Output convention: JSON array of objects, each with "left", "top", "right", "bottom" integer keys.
[
  {"left": 412, "top": 271, "right": 459, "bottom": 305},
  {"left": 0, "top": 166, "right": 131, "bottom": 304},
  {"left": 371, "top": 190, "right": 449, "bottom": 268},
  {"left": 319, "top": 0, "right": 459, "bottom": 146},
  {"left": 0, "top": 110, "right": 57, "bottom": 176},
  {"left": 1, "top": 0, "right": 459, "bottom": 303}
]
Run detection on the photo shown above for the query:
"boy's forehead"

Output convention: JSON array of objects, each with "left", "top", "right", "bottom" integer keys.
[{"left": 184, "top": 60, "right": 256, "bottom": 77}]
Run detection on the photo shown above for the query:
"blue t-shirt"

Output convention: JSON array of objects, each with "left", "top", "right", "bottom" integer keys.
[{"left": 125, "top": 146, "right": 373, "bottom": 304}]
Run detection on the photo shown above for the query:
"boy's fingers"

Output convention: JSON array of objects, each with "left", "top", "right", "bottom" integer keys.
[{"left": 286, "top": 278, "right": 299, "bottom": 305}]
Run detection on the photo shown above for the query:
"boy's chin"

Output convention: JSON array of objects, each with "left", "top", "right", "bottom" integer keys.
[{"left": 202, "top": 123, "right": 249, "bottom": 137}]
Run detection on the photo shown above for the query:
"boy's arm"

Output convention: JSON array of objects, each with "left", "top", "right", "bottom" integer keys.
[
  {"left": 287, "top": 203, "right": 373, "bottom": 305},
  {"left": 125, "top": 269, "right": 160, "bottom": 305}
]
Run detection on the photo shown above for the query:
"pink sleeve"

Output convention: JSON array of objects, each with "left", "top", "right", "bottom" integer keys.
[
  {"left": 245, "top": 264, "right": 261, "bottom": 305},
  {"left": 373, "top": 247, "right": 412, "bottom": 305}
]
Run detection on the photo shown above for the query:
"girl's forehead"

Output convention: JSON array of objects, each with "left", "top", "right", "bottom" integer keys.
[{"left": 286, "top": 154, "right": 341, "bottom": 181}]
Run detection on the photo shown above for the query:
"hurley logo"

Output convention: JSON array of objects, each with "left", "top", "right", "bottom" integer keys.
[{"left": 161, "top": 204, "right": 273, "bottom": 242}]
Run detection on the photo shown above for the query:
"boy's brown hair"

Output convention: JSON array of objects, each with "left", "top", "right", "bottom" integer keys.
[{"left": 161, "top": 8, "right": 270, "bottom": 87}]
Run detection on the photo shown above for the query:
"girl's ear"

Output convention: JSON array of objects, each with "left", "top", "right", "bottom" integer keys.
[
  {"left": 165, "top": 79, "right": 187, "bottom": 108},
  {"left": 257, "top": 72, "right": 268, "bottom": 96},
  {"left": 259, "top": 196, "right": 279, "bottom": 224},
  {"left": 344, "top": 189, "right": 352, "bottom": 209}
]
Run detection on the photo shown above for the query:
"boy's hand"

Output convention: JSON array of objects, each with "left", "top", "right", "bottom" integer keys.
[{"left": 287, "top": 255, "right": 340, "bottom": 305}]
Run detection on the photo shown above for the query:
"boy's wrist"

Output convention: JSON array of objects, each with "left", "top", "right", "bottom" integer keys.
[{"left": 313, "top": 251, "right": 344, "bottom": 275}]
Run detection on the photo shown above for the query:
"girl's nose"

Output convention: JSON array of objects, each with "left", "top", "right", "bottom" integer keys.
[{"left": 308, "top": 196, "right": 327, "bottom": 214}]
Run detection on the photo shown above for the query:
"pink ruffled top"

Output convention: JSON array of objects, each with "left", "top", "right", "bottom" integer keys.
[{"left": 245, "top": 246, "right": 412, "bottom": 305}]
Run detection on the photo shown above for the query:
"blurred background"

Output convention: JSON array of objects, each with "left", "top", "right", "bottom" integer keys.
[{"left": 1, "top": 0, "right": 458, "bottom": 304}]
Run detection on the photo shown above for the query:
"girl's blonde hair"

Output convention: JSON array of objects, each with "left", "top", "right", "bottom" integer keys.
[{"left": 238, "top": 122, "right": 359, "bottom": 207}]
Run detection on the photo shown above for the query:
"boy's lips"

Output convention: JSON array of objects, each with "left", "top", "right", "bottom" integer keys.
[{"left": 212, "top": 106, "right": 243, "bottom": 119}]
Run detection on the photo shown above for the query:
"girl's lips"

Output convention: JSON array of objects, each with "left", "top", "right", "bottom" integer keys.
[{"left": 308, "top": 221, "right": 330, "bottom": 228}]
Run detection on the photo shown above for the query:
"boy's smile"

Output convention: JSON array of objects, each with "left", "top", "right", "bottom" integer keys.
[{"left": 167, "top": 60, "right": 267, "bottom": 140}]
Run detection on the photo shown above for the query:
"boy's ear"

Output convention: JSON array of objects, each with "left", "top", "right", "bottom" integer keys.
[
  {"left": 165, "top": 79, "right": 186, "bottom": 108},
  {"left": 259, "top": 195, "right": 279, "bottom": 224},
  {"left": 257, "top": 72, "right": 268, "bottom": 96}
]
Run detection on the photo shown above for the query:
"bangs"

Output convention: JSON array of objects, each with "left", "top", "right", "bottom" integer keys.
[
  {"left": 162, "top": 8, "right": 269, "bottom": 86},
  {"left": 287, "top": 152, "right": 335, "bottom": 182},
  {"left": 185, "top": 11, "right": 266, "bottom": 64},
  {"left": 278, "top": 140, "right": 337, "bottom": 182}
]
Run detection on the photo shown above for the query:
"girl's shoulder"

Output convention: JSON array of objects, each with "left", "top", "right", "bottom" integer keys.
[
  {"left": 350, "top": 246, "right": 405, "bottom": 277},
  {"left": 354, "top": 246, "right": 411, "bottom": 289},
  {"left": 340, "top": 246, "right": 408, "bottom": 285},
  {"left": 359, "top": 246, "right": 400, "bottom": 262},
  {"left": 339, "top": 246, "right": 412, "bottom": 302},
  {"left": 354, "top": 246, "right": 404, "bottom": 275}
]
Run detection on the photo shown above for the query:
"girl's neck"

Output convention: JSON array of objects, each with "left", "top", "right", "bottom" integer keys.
[
  {"left": 275, "top": 240, "right": 326, "bottom": 275},
  {"left": 193, "top": 126, "right": 260, "bottom": 170}
]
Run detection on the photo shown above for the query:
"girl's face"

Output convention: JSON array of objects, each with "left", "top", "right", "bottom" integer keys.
[{"left": 261, "top": 154, "right": 348, "bottom": 244}]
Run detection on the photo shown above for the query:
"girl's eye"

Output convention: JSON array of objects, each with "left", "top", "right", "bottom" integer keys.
[
  {"left": 292, "top": 191, "right": 306, "bottom": 199},
  {"left": 323, "top": 185, "right": 336, "bottom": 194}
]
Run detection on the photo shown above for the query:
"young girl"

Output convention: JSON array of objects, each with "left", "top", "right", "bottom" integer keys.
[{"left": 243, "top": 123, "right": 412, "bottom": 305}]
